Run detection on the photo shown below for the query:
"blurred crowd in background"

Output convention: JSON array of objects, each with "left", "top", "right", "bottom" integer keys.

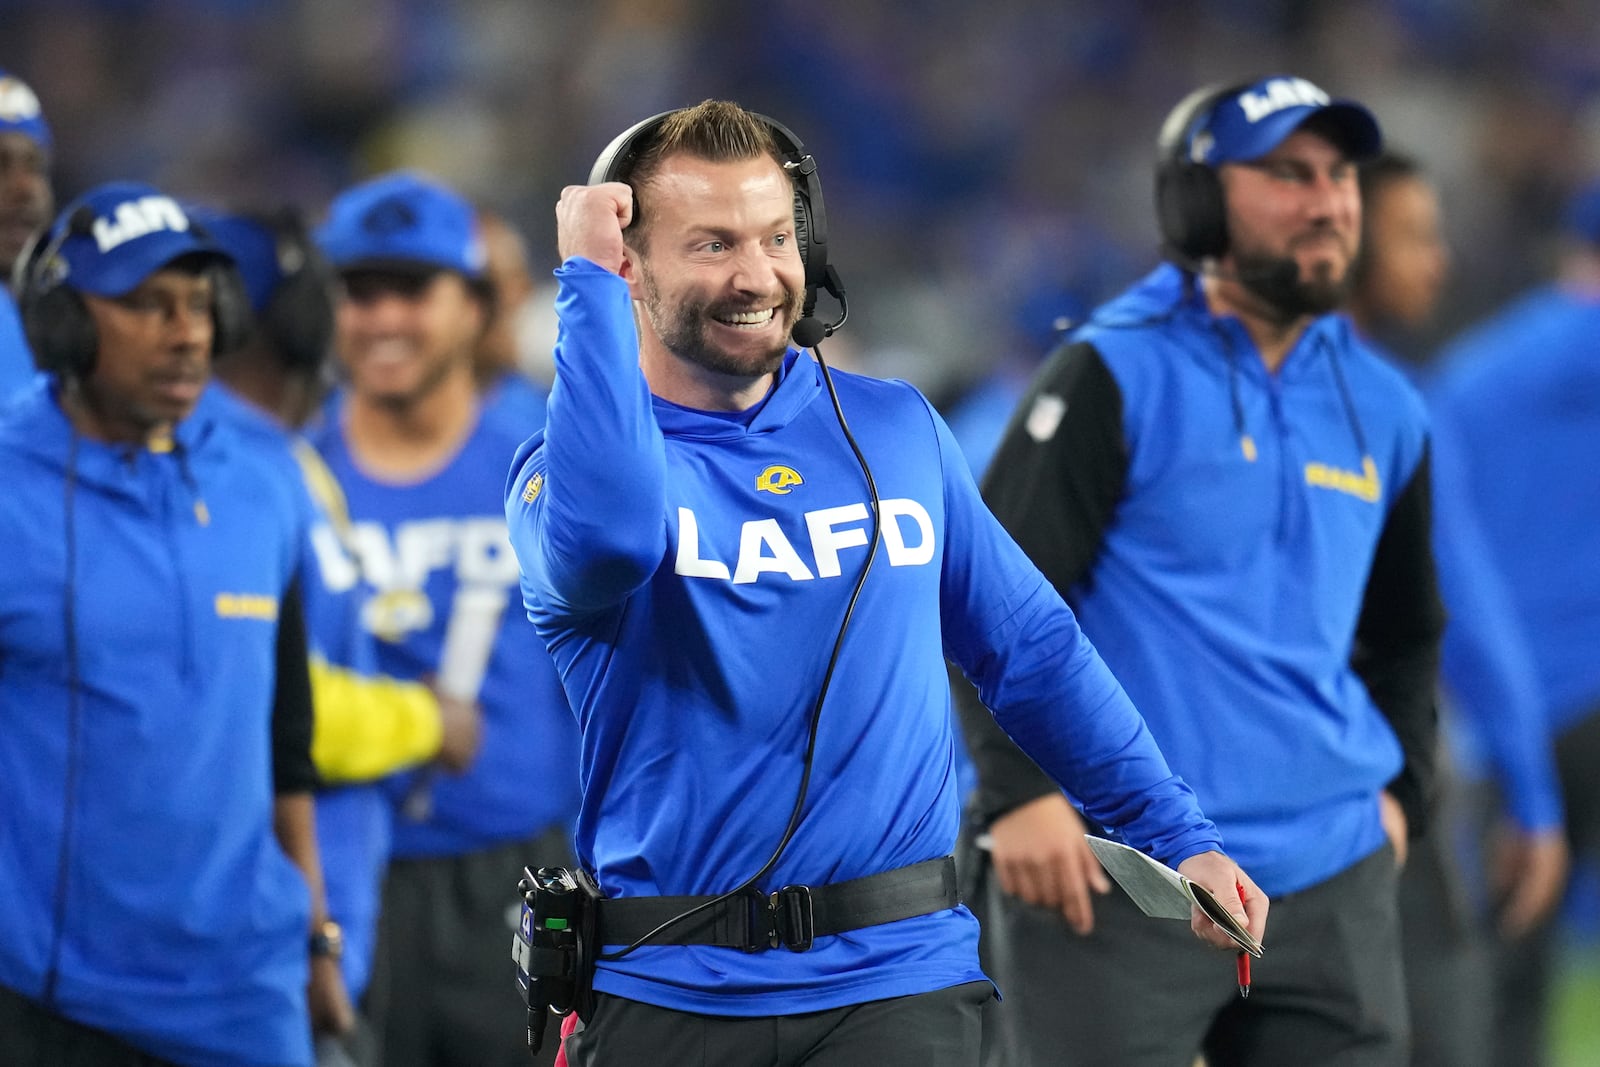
[
  {"left": 9, "top": 0, "right": 1600, "bottom": 403},
  {"left": 6, "top": 0, "right": 1600, "bottom": 1060}
]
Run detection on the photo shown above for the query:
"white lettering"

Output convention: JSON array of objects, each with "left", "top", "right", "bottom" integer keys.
[
  {"left": 456, "top": 518, "right": 520, "bottom": 585},
  {"left": 308, "top": 524, "right": 361, "bottom": 594},
  {"left": 732, "top": 519, "right": 815, "bottom": 585},
  {"left": 674, "top": 506, "right": 731, "bottom": 580},
  {"left": 673, "top": 500, "right": 938, "bottom": 584},
  {"left": 1237, "top": 78, "right": 1329, "bottom": 123},
  {"left": 881, "top": 499, "right": 936, "bottom": 567},
  {"left": 92, "top": 196, "right": 191, "bottom": 253},
  {"left": 395, "top": 520, "right": 456, "bottom": 589},
  {"left": 805, "top": 503, "right": 870, "bottom": 578},
  {"left": 347, "top": 517, "right": 519, "bottom": 591},
  {"left": 348, "top": 524, "right": 398, "bottom": 589}
]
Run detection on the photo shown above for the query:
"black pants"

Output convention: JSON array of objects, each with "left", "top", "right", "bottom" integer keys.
[
  {"left": 977, "top": 842, "right": 1407, "bottom": 1067},
  {"left": 1492, "top": 705, "right": 1600, "bottom": 1067},
  {"left": 564, "top": 981, "right": 993, "bottom": 1067},
  {"left": 1398, "top": 763, "right": 1494, "bottom": 1067},
  {"left": 0, "top": 983, "right": 178, "bottom": 1067},
  {"left": 365, "top": 826, "right": 572, "bottom": 1067}
]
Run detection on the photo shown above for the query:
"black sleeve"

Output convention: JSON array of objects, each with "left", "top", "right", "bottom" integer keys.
[
  {"left": 272, "top": 577, "right": 318, "bottom": 796},
  {"left": 955, "top": 341, "right": 1129, "bottom": 826},
  {"left": 1351, "top": 444, "right": 1447, "bottom": 839}
]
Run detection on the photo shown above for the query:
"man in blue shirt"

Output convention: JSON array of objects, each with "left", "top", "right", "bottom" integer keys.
[
  {"left": 0, "top": 181, "right": 346, "bottom": 1066},
  {"left": 311, "top": 172, "right": 581, "bottom": 1067},
  {"left": 506, "top": 99, "right": 1262, "bottom": 1066},
  {"left": 0, "top": 67, "right": 54, "bottom": 399},
  {"left": 959, "top": 77, "right": 1445, "bottom": 1065},
  {"left": 1348, "top": 153, "right": 1569, "bottom": 1067},
  {"left": 1430, "top": 179, "right": 1600, "bottom": 1067}
]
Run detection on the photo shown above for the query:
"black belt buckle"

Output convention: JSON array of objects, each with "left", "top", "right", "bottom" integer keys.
[{"left": 771, "top": 884, "right": 815, "bottom": 952}]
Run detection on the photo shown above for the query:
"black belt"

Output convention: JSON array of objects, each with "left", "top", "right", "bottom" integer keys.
[{"left": 596, "top": 856, "right": 959, "bottom": 953}]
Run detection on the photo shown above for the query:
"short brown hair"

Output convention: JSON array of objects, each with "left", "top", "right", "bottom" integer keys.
[{"left": 618, "top": 100, "right": 786, "bottom": 247}]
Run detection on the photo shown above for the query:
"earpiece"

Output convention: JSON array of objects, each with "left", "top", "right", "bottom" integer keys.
[
  {"left": 17, "top": 206, "right": 99, "bottom": 379},
  {"left": 1154, "top": 82, "right": 1248, "bottom": 264},
  {"left": 251, "top": 208, "right": 336, "bottom": 372},
  {"left": 589, "top": 108, "right": 847, "bottom": 346}
]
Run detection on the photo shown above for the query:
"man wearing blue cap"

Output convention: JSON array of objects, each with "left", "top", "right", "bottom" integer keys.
[
  {"left": 0, "top": 68, "right": 54, "bottom": 399},
  {"left": 1429, "top": 180, "right": 1600, "bottom": 1067},
  {"left": 308, "top": 172, "right": 580, "bottom": 1067},
  {"left": 196, "top": 204, "right": 487, "bottom": 1067},
  {"left": 0, "top": 182, "right": 346, "bottom": 1066},
  {"left": 958, "top": 76, "right": 1444, "bottom": 1064}
]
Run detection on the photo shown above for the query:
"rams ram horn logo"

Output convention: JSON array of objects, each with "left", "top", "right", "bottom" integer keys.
[{"left": 755, "top": 465, "right": 803, "bottom": 495}]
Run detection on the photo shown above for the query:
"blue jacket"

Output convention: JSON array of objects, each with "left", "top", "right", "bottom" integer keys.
[
  {"left": 1433, "top": 286, "right": 1600, "bottom": 735},
  {"left": 1365, "top": 346, "right": 1563, "bottom": 833},
  {"left": 966, "top": 265, "right": 1443, "bottom": 896},
  {"left": 504, "top": 260, "right": 1220, "bottom": 1015},
  {"left": 0, "top": 289, "right": 42, "bottom": 405},
  {"left": 0, "top": 381, "right": 313, "bottom": 1067}
]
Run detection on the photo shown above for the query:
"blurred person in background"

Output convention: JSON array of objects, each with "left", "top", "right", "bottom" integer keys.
[
  {"left": 958, "top": 76, "right": 1444, "bottom": 1066},
  {"left": 0, "top": 67, "right": 53, "bottom": 398},
  {"left": 0, "top": 181, "right": 347, "bottom": 1066},
  {"left": 473, "top": 208, "right": 550, "bottom": 429},
  {"left": 311, "top": 171, "right": 580, "bottom": 1067},
  {"left": 197, "top": 204, "right": 484, "bottom": 1067},
  {"left": 1348, "top": 153, "right": 1569, "bottom": 1067},
  {"left": 1429, "top": 180, "right": 1600, "bottom": 1067}
]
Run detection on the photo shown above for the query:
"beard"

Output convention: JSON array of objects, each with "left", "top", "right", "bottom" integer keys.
[
  {"left": 1229, "top": 242, "right": 1350, "bottom": 322},
  {"left": 639, "top": 265, "right": 803, "bottom": 379}
]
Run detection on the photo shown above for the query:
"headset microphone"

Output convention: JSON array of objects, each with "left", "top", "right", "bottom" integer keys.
[{"left": 791, "top": 265, "right": 847, "bottom": 349}]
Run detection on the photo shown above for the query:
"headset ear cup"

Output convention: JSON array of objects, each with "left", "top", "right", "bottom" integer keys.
[
  {"left": 208, "top": 263, "right": 253, "bottom": 357},
  {"left": 1153, "top": 81, "right": 1247, "bottom": 264},
  {"left": 23, "top": 285, "right": 98, "bottom": 379},
  {"left": 261, "top": 257, "right": 335, "bottom": 371},
  {"left": 1157, "top": 162, "right": 1228, "bottom": 261},
  {"left": 792, "top": 190, "right": 810, "bottom": 269}
]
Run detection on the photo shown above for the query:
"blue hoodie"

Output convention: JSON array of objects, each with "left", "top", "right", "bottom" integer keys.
[
  {"left": 0, "top": 380, "right": 313, "bottom": 1067},
  {"left": 969, "top": 264, "right": 1440, "bottom": 897}
]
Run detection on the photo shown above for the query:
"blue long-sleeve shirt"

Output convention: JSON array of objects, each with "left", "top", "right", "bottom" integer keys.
[
  {"left": 1433, "top": 286, "right": 1600, "bottom": 736},
  {"left": 504, "top": 259, "right": 1220, "bottom": 1015}
]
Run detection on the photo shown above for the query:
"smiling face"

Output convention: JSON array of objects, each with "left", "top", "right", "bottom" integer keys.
[
  {"left": 1218, "top": 126, "right": 1361, "bottom": 320},
  {"left": 77, "top": 266, "right": 214, "bottom": 441},
  {"left": 622, "top": 152, "right": 805, "bottom": 405},
  {"left": 334, "top": 268, "right": 485, "bottom": 409}
]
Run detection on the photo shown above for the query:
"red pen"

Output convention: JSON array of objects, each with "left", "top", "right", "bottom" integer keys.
[{"left": 1235, "top": 882, "right": 1251, "bottom": 999}]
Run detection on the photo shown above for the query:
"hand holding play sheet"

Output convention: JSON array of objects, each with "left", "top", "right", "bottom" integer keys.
[{"left": 1083, "top": 836, "right": 1264, "bottom": 958}]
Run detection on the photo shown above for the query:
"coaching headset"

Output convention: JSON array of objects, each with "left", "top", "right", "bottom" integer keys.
[
  {"left": 197, "top": 206, "right": 337, "bottom": 374},
  {"left": 588, "top": 108, "right": 847, "bottom": 348},
  {"left": 15, "top": 199, "right": 251, "bottom": 381},
  {"left": 1153, "top": 81, "right": 1249, "bottom": 265}
]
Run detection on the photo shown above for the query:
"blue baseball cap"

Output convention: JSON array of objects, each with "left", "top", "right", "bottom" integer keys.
[
  {"left": 46, "top": 181, "right": 230, "bottom": 298},
  {"left": 0, "top": 69, "right": 50, "bottom": 150},
  {"left": 1185, "top": 75, "right": 1381, "bottom": 166},
  {"left": 315, "top": 172, "right": 485, "bottom": 280},
  {"left": 187, "top": 207, "right": 282, "bottom": 313}
]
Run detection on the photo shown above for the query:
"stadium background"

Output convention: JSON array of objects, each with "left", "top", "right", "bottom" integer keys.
[{"left": 5, "top": 0, "right": 1598, "bottom": 1061}]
